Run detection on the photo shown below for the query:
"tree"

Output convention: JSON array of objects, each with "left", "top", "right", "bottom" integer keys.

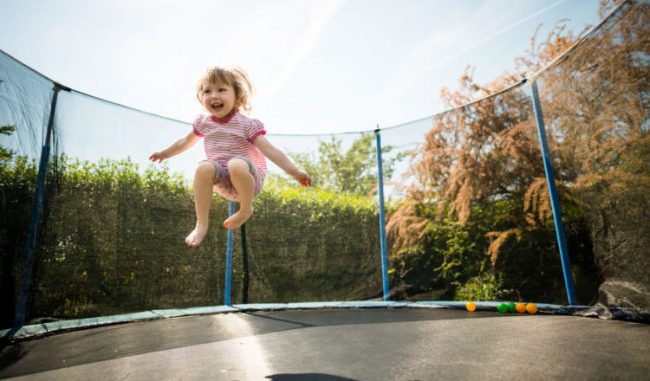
[
  {"left": 0, "top": 125, "right": 15, "bottom": 162},
  {"left": 287, "top": 134, "right": 406, "bottom": 197},
  {"left": 0, "top": 124, "right": 28, "bottom": 328},
  {"left": 540, "top": 0, "right": 650, "bottom": 312}
]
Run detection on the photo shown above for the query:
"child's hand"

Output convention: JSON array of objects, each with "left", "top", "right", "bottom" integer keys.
[
  {"left": 293, "top": 170, "right": 312, "bottom": 187},
  {"left": 149, "top": 151, "right": 166, "bottom": 163}
]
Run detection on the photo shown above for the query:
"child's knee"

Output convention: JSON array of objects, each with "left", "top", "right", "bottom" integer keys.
[
  {"left": 195, "top": 161, "right": 216, "bottom": 177},
  {"left": 227, "top": 158, "right": 250, "bottom": 175}
]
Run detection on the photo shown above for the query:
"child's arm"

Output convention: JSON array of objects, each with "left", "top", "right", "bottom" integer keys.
[
  {"left": 253, "top": 135, "right": 312, "bottom": 186},
  {"left": 150, "top": 131, "right": 201, "bottom": 163}
]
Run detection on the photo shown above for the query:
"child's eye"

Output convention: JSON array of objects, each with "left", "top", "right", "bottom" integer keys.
[{"left": 219, "top": 88, "right": 228, "bottom": 92}]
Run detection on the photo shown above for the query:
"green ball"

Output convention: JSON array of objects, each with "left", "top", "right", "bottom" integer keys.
[
  {"left": 507, "top": 302, "right": 516, "bottom": 313},
  {"left": 497, "top": 303, "right": 508, "bottom": 313}
]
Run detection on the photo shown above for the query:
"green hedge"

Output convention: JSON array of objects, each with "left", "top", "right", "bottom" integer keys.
[{"left": 0, "top": 157, "right": 382, "bottom": 326}]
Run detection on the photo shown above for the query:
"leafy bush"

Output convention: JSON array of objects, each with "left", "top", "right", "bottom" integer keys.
[
  {"left": 1, "top": 155, "right": 383, "bottom": 324},
  {"left": 455, "top": 273, "right": 506, "bottom": 301}
]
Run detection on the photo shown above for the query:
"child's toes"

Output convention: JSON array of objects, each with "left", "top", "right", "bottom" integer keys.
[
  {"left": 185, "top": 227, "right": 207, "bottom": 247},
  {"left": 223, "top": 210, "right": 252, "bottom": 230}
]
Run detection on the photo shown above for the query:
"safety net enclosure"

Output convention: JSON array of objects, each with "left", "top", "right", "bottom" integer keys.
[
  {"left": 383, "top": 0, "right": 649, "bottom": 319},
  {"left": 0, "top": 0, "right": 649, "bottom": 342}
]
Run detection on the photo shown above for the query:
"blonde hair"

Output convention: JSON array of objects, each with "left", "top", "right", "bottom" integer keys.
[{"left": 196, "top": 66, "right": 254, "bottom": 113}]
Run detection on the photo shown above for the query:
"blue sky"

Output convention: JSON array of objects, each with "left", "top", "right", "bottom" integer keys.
[{"left": 0, "top": 0, "right": 602, "bottom": 134}]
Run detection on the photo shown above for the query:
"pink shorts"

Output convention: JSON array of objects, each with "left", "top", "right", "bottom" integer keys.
[{"left": 202, "top": 157, "right": 265, "bottom": 202}]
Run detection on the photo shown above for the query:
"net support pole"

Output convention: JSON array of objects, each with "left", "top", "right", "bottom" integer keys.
[
  {"left": 240, "top": 223, "right": 249, "bottom": 304},
  {"left": 375, "top": 127, "right": 391, "bottom": 301},
  {"left": 224, "top": 201, "right": 236, "bottom": 305},
  {"left": 530, "top": 80, "right": 577, "bottom": 305},
  {"left": 14, "top": 83, "right": 66, "bottom": 329}
]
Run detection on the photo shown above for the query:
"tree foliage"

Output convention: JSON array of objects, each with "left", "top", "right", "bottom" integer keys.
[
  {"left": 0, "top": 125, "right": 35, "bottom": 327},
  {"left": 0, "top": 125, "right": 15, "bottom": 162},
  {"left": 288, "top": 134, "right": 404, "bottom": 197}
]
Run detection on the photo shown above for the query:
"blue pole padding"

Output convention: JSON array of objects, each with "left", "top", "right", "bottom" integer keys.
[
  {"left": 14, "top": 84, "right": 63, "bottom": 329},
  {"left": 375, "top": 128, "right": 391, "bottom": 301},
  {"left": 530, "top": 80, "right": 577, "bottom": 305},
  {"left": 224, "top": 201, "right": 236, "bottom": 305},
  {"left": 14, "top": 146, "right": 50, "bottom": 328}
]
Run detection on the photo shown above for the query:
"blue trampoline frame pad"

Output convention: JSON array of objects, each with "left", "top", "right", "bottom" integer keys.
[{"left": 1, "top": 301, "right": 590, "bottom": 340}]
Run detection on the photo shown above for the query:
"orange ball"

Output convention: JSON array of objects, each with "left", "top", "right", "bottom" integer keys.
[
  {"left": 526, "top": 303, "right": 538, "bottom": 314},
  {"left": 466, "top": 302, "right": 477, "bottom": 312},
  {"left": 515, "top": 303, "right": 526, "bottom": 313}
]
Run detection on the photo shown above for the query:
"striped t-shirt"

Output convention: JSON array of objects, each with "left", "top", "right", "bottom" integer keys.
[{"left": 192, "top": 112, "right": 267, "bottom": 177}]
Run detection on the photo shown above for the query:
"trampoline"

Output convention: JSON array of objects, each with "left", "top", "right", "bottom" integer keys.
[
  {"left": 2, "top": 1, "right": 650, "bottom": 380},
  {"left": 1, "top": 302, "right": 649, "bottom": 380}
]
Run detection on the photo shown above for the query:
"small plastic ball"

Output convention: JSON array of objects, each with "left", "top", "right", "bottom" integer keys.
[
  {"left": 497, "top": 303, "right": 508, "bottom": 313},
  {"left": 526, "top": 303, "right": 538, "bottom": 314},
  {"left": 515, "top": 303, "right": 526, "bottom": 313},
  {"left": 466, "top": 302, "right": 476, "bottom": 312},
  {"left": 506, "top": 302, "right": 516, "bottom": 313}
]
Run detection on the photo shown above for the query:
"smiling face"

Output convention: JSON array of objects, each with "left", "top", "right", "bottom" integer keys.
[{"left": 199, "top": 80, "right": 237, "bottom": 119}]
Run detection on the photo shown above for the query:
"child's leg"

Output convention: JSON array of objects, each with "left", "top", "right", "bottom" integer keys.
[
  {"left": 223, "top": 158, "right": 255, "bottom": 229},
  {"left": 185, "top": 161, "right": 216, "bottom": 247}
]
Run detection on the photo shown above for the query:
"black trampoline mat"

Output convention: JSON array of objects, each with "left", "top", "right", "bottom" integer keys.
[{"left": 1, "top": 308, "right": 649, "bottom": 380}]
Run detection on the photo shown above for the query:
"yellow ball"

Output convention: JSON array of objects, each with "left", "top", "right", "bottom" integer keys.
[
  {"left": 515, "top": 303, "right": 526, "bottom": 313},
  {"left": 526, "top": 303, "right": 538, "bottom": 314},
  {"left": 466, "top": 302, "right": 477, "bottom": 312}
]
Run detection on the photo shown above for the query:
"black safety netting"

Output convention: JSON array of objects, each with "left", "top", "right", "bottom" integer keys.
[
  {"left": 382, "top": 84, "right": 579, "bottom": 304},
  {"left": 535, "top": 0, "right": 650, "bottom": 319},
  {"left": 0, "top": 53, "right": 383, "bottom": 329},
  {"left": 381, "top": 0, "right": 649, "bottom": 320}
]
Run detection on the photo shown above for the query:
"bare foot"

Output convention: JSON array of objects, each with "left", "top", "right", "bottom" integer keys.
[
  {"left": 185, "top": 224, "right": 208, "bottom": 247},
  {"left": 223, "top": 208, "right": 253, "bottom": 230}
]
